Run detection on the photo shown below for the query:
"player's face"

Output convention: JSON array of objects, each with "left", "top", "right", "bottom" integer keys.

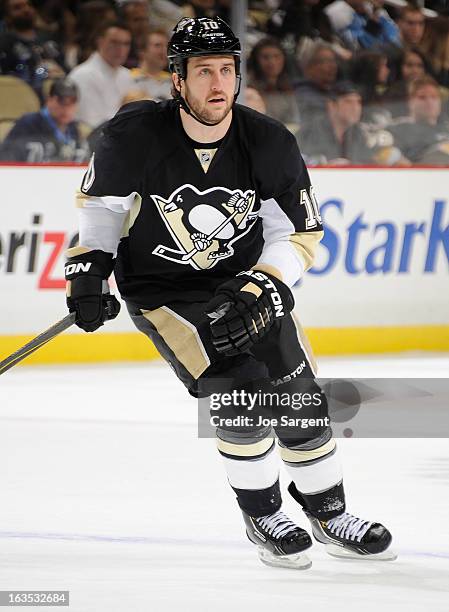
[
  {"left": 409, "top": 85, "right": 441, "bottom": 124},
  {"left": 180, "top": 56, "right": 236, "bottom": 124}
]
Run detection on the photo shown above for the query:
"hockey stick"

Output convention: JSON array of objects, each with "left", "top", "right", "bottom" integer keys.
[
  {"left": 0, "top": 289, "right": 121, "bottom": 376},
  {"left": 153, "top": 193, "right": 248, "bottom": 263},
  {"left": 0, "top": 313, "right": 76, "bottom": 376}
]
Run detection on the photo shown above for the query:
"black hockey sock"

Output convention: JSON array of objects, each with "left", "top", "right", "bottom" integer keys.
[
  {"left": 288, "top": 481, "right": 346, "bottom": 521},
  {"left": 232, "top": 480, "right": 282, "bottom": 517}
]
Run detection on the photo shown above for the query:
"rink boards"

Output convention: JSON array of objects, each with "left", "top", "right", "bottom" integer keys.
[{"left": 0, "top": 164, "right": 448, "bottom": 364}]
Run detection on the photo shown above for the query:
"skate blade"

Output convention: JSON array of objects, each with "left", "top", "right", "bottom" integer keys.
[
  {"left": 257, "top": 547, "right": 312, "bottom": 570},
  {"left": 325, "top": 544, "right": 398, "bottom": 561}
]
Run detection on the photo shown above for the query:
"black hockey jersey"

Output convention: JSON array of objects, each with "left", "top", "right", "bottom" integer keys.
[{"left": 77, "top": 99, "right": 323, "bottom": 309}]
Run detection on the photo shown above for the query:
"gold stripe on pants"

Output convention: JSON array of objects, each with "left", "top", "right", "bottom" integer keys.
[{"left": 142, "top": 306, "right": 210, "bottom": 379}]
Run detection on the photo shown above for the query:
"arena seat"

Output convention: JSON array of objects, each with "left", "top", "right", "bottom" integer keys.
[{"left": 0, "top": 76, "right": 40, "bottom": 121}]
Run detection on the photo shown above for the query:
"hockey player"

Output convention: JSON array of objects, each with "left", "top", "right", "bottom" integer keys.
[{"left": 64, "top": 16, "right": 395, "bottom": 569}]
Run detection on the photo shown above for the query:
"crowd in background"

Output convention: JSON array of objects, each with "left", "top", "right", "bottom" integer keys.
[{"left": 1, "top": 0, "right": 449, "bottom": 165}]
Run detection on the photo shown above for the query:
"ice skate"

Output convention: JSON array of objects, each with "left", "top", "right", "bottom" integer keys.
[
  {"left": 242, "top": 509, "right": 313, "bottom": 569},
  {"left": 288, "top": 482, "right": 396, "bottom": 560},
  {"left": 306, "top": 511, "right": 397, "bottom": 560}
]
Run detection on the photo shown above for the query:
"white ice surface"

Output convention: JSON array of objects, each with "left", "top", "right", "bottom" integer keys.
[{"left": 1, "top": 355, "right": 448, "bottom": 612}]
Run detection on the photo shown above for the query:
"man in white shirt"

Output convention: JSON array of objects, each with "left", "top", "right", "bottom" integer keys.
[{"left": 69, "top": 22, "right": 136, "bottom": 128}]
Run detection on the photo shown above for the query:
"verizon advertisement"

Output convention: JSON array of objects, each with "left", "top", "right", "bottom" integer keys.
[{"left": 0, "top": 165, "right": 448, "bottom": 336}]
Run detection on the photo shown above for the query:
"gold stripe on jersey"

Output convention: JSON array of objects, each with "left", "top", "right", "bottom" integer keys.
[
  {"left": 65, "top": 245, "right": 92, "bottom": 257},
  {"left": 216, "top": 436, "right": 274, "bottom": 458},
  {"left": 279, "top": 438, "right": 336, "bottom": 463},
  {"left": 141, "top": 306, "right": 210, "bottom": 379},
  {"left": 121, "top": 195, "right": 142, "bottom": 237},
  {"left": 252, "top": 263, "right": 284, "bottom": 281},
  {"left": 76, "top": 189, "right": 142, "bottom": 237},
  {"left": 291, "top": 312, "right": 318, "bottom": 375},
  {"left": 194, "top": 148, "right": 218, "bottom": 173},
  {"left": 289, "top": 230, "right": 324, "bottom": 271},
  {"left": 75, "top": 189, "right": 89, "bottom": 208}
]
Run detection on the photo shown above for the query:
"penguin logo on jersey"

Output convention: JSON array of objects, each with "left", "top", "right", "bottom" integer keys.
[{"left": 151, "top": 184, "right": 257, "bottom": 270}]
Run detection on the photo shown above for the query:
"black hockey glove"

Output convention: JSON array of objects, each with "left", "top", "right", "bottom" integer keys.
[
  {"left": 205, "top": 270, "right": 294, "bottom": 356},
  {"left": 65, "top": 249, "right": 121, "bottom": 332}
]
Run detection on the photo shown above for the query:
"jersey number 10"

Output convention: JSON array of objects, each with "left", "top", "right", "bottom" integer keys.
[{"left": 203, "top": 21, "right": 220, "bottom": 30}]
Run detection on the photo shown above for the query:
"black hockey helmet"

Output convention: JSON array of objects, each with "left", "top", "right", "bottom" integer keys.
[{"left": 168, "top": 16, "right": 241, "bottom": 81}]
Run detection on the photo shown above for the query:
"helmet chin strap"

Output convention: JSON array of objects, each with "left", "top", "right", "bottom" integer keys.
[{"left": 178, "top": 91, "right": 225, "bottom": 127}]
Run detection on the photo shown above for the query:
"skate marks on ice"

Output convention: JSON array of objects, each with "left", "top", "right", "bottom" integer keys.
[
  {"left": 0, "top": 533, "right": 448, "bottom": 612},
  {"left": 0, "top": 526, "right": 448, "bottom": 558}
]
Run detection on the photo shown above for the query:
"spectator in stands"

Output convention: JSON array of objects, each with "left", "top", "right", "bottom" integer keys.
[
  {"left": 247, "top": 37, "right": 300, "bottom": 126},
  {"left": 391, "top": 47, "right": 427, "bottom": 83},
  {"left": 244, "top": 87, "right": 267, "bottom": 114},
  {"left": 324, "top": 0, "right": 400, "bottom": 52},
  {"left": 266, "top": 0, "right": 332, "bottom": 50},
  {"left": 384, "top": 48, "right": 428, "bottom": 117},
  {"left": 0, "top": 0, "right": 65, "bottom": 99},
  {"left": 68, "top": 21, "right": 136, "bottom": 128},
  {"left": 300, "top": 81, "right": 406, "bottom": 165},
  {"left": 295, "top": 42, "right": 339, "bottom": 122},
  {"left": 396, "top": 5, "right": 426, "bottom": 49},
  {"left": 131, "top": 29, "right": 171, "bottom": 100},
  {"left": 350, "top": 50, "right": 391, "bottom": 124},
  {"left": 0, "top": 78, "right": 90, "bottom": 162},
  {"left": 119, "top": 0, "right": 150, "bottom": 68},
  {"left": 69, "top": 1, "right": 118, "bottom": 68},
  {"left": 420, "top": 15, "right": 449, "bottom": 87},
  {"left": 266, "top": 0, "right": 352, "bottom": 63},
  {"left": 388, "top": 75, "right": 449, "bottom": 164},
  {"left": 36, "top": 0, "right": 77, "bottom": 65}
]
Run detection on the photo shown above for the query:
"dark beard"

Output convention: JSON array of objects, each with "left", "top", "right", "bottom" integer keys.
[
  {"left": 11, "top": 16, "right": 35, "bottom": 31},
  {"left": 186, "top": 93, "right": 232, "bottom": 125}
]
